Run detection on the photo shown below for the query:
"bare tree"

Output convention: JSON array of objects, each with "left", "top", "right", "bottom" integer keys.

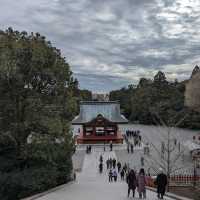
[{"left": 143, "top": 113, "right": 189, "bottom": 191}]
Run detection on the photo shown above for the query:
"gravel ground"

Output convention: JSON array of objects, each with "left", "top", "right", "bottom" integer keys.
[{"left": 117, "top": 124, "right": 200, "bottom": 175}]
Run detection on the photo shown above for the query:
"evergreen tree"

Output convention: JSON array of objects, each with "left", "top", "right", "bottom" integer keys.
[{"left": 0, "top": 28, "right": 77, "bottom": 199}]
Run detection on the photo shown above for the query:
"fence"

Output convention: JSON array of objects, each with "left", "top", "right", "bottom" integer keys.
[
  {"left": 169, "top": 175, "right": 200, "bottom": 186},
  {"left": 146, "top": 175, "right": 200, "bottom": 187}
]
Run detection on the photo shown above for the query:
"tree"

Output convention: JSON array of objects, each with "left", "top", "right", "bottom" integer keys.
[
  {"left": 138, "top": 78, "right": 152, "bottom": 88},
  {"left": 144, "top": 113, "right": 188, "bottom": 191},
  {"left": 0, "top": 28, "right": 77, "bottom": 199},
  {"left": 153, "top": 71, "right": 167, "bottom": 85},
  {"left": 109, "top": 86, "right": 135, "bottom": 118}
]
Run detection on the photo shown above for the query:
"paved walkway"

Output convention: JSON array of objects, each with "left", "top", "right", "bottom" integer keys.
[{"left": 36, "top": 149, "right": 174, "bottom": 200}]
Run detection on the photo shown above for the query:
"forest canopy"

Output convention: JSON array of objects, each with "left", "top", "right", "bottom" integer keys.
[
  {"left": 109, "top": 68, "right": 200, "bottom": 129},
  {"left": 0, "top": 28, "right": 91, "bottom": 200}
]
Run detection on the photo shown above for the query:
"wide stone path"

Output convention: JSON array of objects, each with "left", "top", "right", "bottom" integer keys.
[{"left": 36, "top": 148, "right": 174, "bottom": 200}]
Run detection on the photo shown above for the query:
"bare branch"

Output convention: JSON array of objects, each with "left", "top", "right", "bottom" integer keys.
[
  {"left": 172, "top": 149, "right": 185, "bottom": 165},
  {"left": 174, "top": 113, "right": 189, "bottom": 128}
]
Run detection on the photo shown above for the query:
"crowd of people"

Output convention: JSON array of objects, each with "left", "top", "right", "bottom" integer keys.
[
  {"left": 124, "top": 129, "right": 142, "bottom": 147},
  {"left": 98, "top": 155, "right": 168, "bottom": 199},
  {"left": 125, "top": 167, "right": 167, "bottom": 199},
  {"left": 106, "top": 159, "right": 128, "bottom": 182}
]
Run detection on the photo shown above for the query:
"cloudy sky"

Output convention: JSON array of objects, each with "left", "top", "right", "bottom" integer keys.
[{"left": 0, "top": 0, "right": 200, "bottom": 92}]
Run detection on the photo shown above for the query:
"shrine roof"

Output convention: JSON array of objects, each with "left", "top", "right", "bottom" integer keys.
[{"left": 72, "top": 101, "right": 128, "bottom": 124}]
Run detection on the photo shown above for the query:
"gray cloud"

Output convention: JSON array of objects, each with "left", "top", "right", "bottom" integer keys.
[{"left": 0, "top": 0, "right": 200, "bottom": 92}]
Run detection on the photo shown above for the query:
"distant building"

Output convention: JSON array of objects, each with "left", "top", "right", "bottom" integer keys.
[
  {"left": 185, "top": 69, "right": 200, "bottom": 112},
  {"left": 72, "top": 101, "right": 128, "bottom": 144},
  {"left": 92, "top": 93, "right": 109, "bottom": 101}
]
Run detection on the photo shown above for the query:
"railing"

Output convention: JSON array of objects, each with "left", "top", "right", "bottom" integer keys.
[
  {"left": 169, "top": 175, "right": 200, "bottom": 186},
  {"left": 146, "top": 175, "right": 200, "bottom": 187}
]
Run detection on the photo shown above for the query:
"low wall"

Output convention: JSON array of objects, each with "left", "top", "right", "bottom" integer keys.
[{"left": 21, "top": 182, "right": 74, "bottom": 200}]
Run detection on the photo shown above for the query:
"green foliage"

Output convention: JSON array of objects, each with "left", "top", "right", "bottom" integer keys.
[
  {"left": 109, "top": 71, "right": 200, "bottom": 129},
  {"left": 0, "top": 28, "right": 77, "bottom": 199},
  {"left": 109, "top": 84, "right": 136, "bottom": 118}
]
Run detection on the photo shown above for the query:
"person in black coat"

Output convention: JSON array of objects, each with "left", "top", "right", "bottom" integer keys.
[
  {"left": 106, "top": 159, "right": 110, "bottom": 169},
  {"left": 112, "top": 158, "right": 116, "bottom": 168},
  {"left": 131, "top": 144, "right": 134, "bottom": 153},
  {"left": 120, "top": 169, "right": 125, "bottom": 180},
  {"left": 99, "top": 162, "right": 103, "bottom": 173},
  {"left": 117, "top": 161, "right": 121, "bottom": 172},
  {"left": 126, "top": 169, "right": 137, "bottom": 198},
  {"left": 155, "top": 168, "right": 168, "bottom": 199},
  {"left": 99, "top": 155, "right": 103, "bottom": 163}
]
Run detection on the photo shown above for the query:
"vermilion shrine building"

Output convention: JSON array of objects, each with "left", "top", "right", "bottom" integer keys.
[{"left": 72, "top": 101, "right": 128, "bottom": 144}]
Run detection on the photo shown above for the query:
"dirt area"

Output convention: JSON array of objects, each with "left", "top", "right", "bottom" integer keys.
[{"left": 169, "top": 186, "right": 200, "bottom": 200}]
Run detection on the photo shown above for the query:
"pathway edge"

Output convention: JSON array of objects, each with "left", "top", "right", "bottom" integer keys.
[
  {"left": 21, "top": 181, "right": 74, "bottom": 200},
  {"left": 147, "top": 186, "right": 193, "bottom": 200}
]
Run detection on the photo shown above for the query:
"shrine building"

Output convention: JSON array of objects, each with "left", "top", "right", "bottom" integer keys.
[{"left": 72, "top": 101, "right": 128, "bottom": 144}]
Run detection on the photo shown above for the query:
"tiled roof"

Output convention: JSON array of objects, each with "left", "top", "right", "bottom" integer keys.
[{"left": 72, "top": 101, "right": 128, "bottom": 124}]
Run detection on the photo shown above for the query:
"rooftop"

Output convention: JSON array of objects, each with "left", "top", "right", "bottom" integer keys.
[{"left": 72, "top": 101, "right": 128, "bottom": 124}]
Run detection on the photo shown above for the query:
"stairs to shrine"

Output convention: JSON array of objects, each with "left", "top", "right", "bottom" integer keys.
[
  {"left": 78, "top": 147, "right": 116, "bottom": 181},
  {"left": 28, "top": 146, "right": 178, "bottom": 200}
]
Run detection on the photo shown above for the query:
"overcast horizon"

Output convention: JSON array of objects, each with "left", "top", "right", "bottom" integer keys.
[{"left": 0, "top": 0, "right": 200, "bottom": 92}]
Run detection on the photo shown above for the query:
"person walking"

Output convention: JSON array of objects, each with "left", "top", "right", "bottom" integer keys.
[
  {"left": 131, "top": 144, "right": 134, "bottom": 153},
  {"left": 154, "top": 168, "right": 168, "bottom": 199},
  {"left": 126, "top": 169, "right": 137, "bottom": 198},
  {"left": 86, "top": 146, "right": 88, "bottom": 154},
  {"left": 106, "top": 159, "right": 109, "bottom": 169},
  {"left": 109, "top": 158, "right": 112, "bottom": 169},
  {"left": 99, "top": 162, "right": 103, "bottom": 173},
  {"left": 117, "top": 161, "right": 121, "bottom": 172},
  {"left": 120, "top": 169, "right": 125, "bottom": 180},
  {"left": 123, "top": 163, "right": 128, "bottom": 173},
  {"left": 108, "top": 169, "right": 113, "bottom": 182},
  {"left": 110, "top": 140, "right": 113, "bottom": 151},
  {"left": 113, "top": 169, "right": 118, "bottom": 182},
  {"left": 141, "top": 156, "right": 144, "bottom": 166},
  {"left": 127, "top": 143, "right": 130, "bottom": 154},
  {"left": 99, "top": 155, "right": 103, "bottom": 163},
  {"left": 137, "top": 168, "right": 147, "bottom": 199},
  {"left": 112, "top": 158, "right": 116, "bottom": 169}
]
